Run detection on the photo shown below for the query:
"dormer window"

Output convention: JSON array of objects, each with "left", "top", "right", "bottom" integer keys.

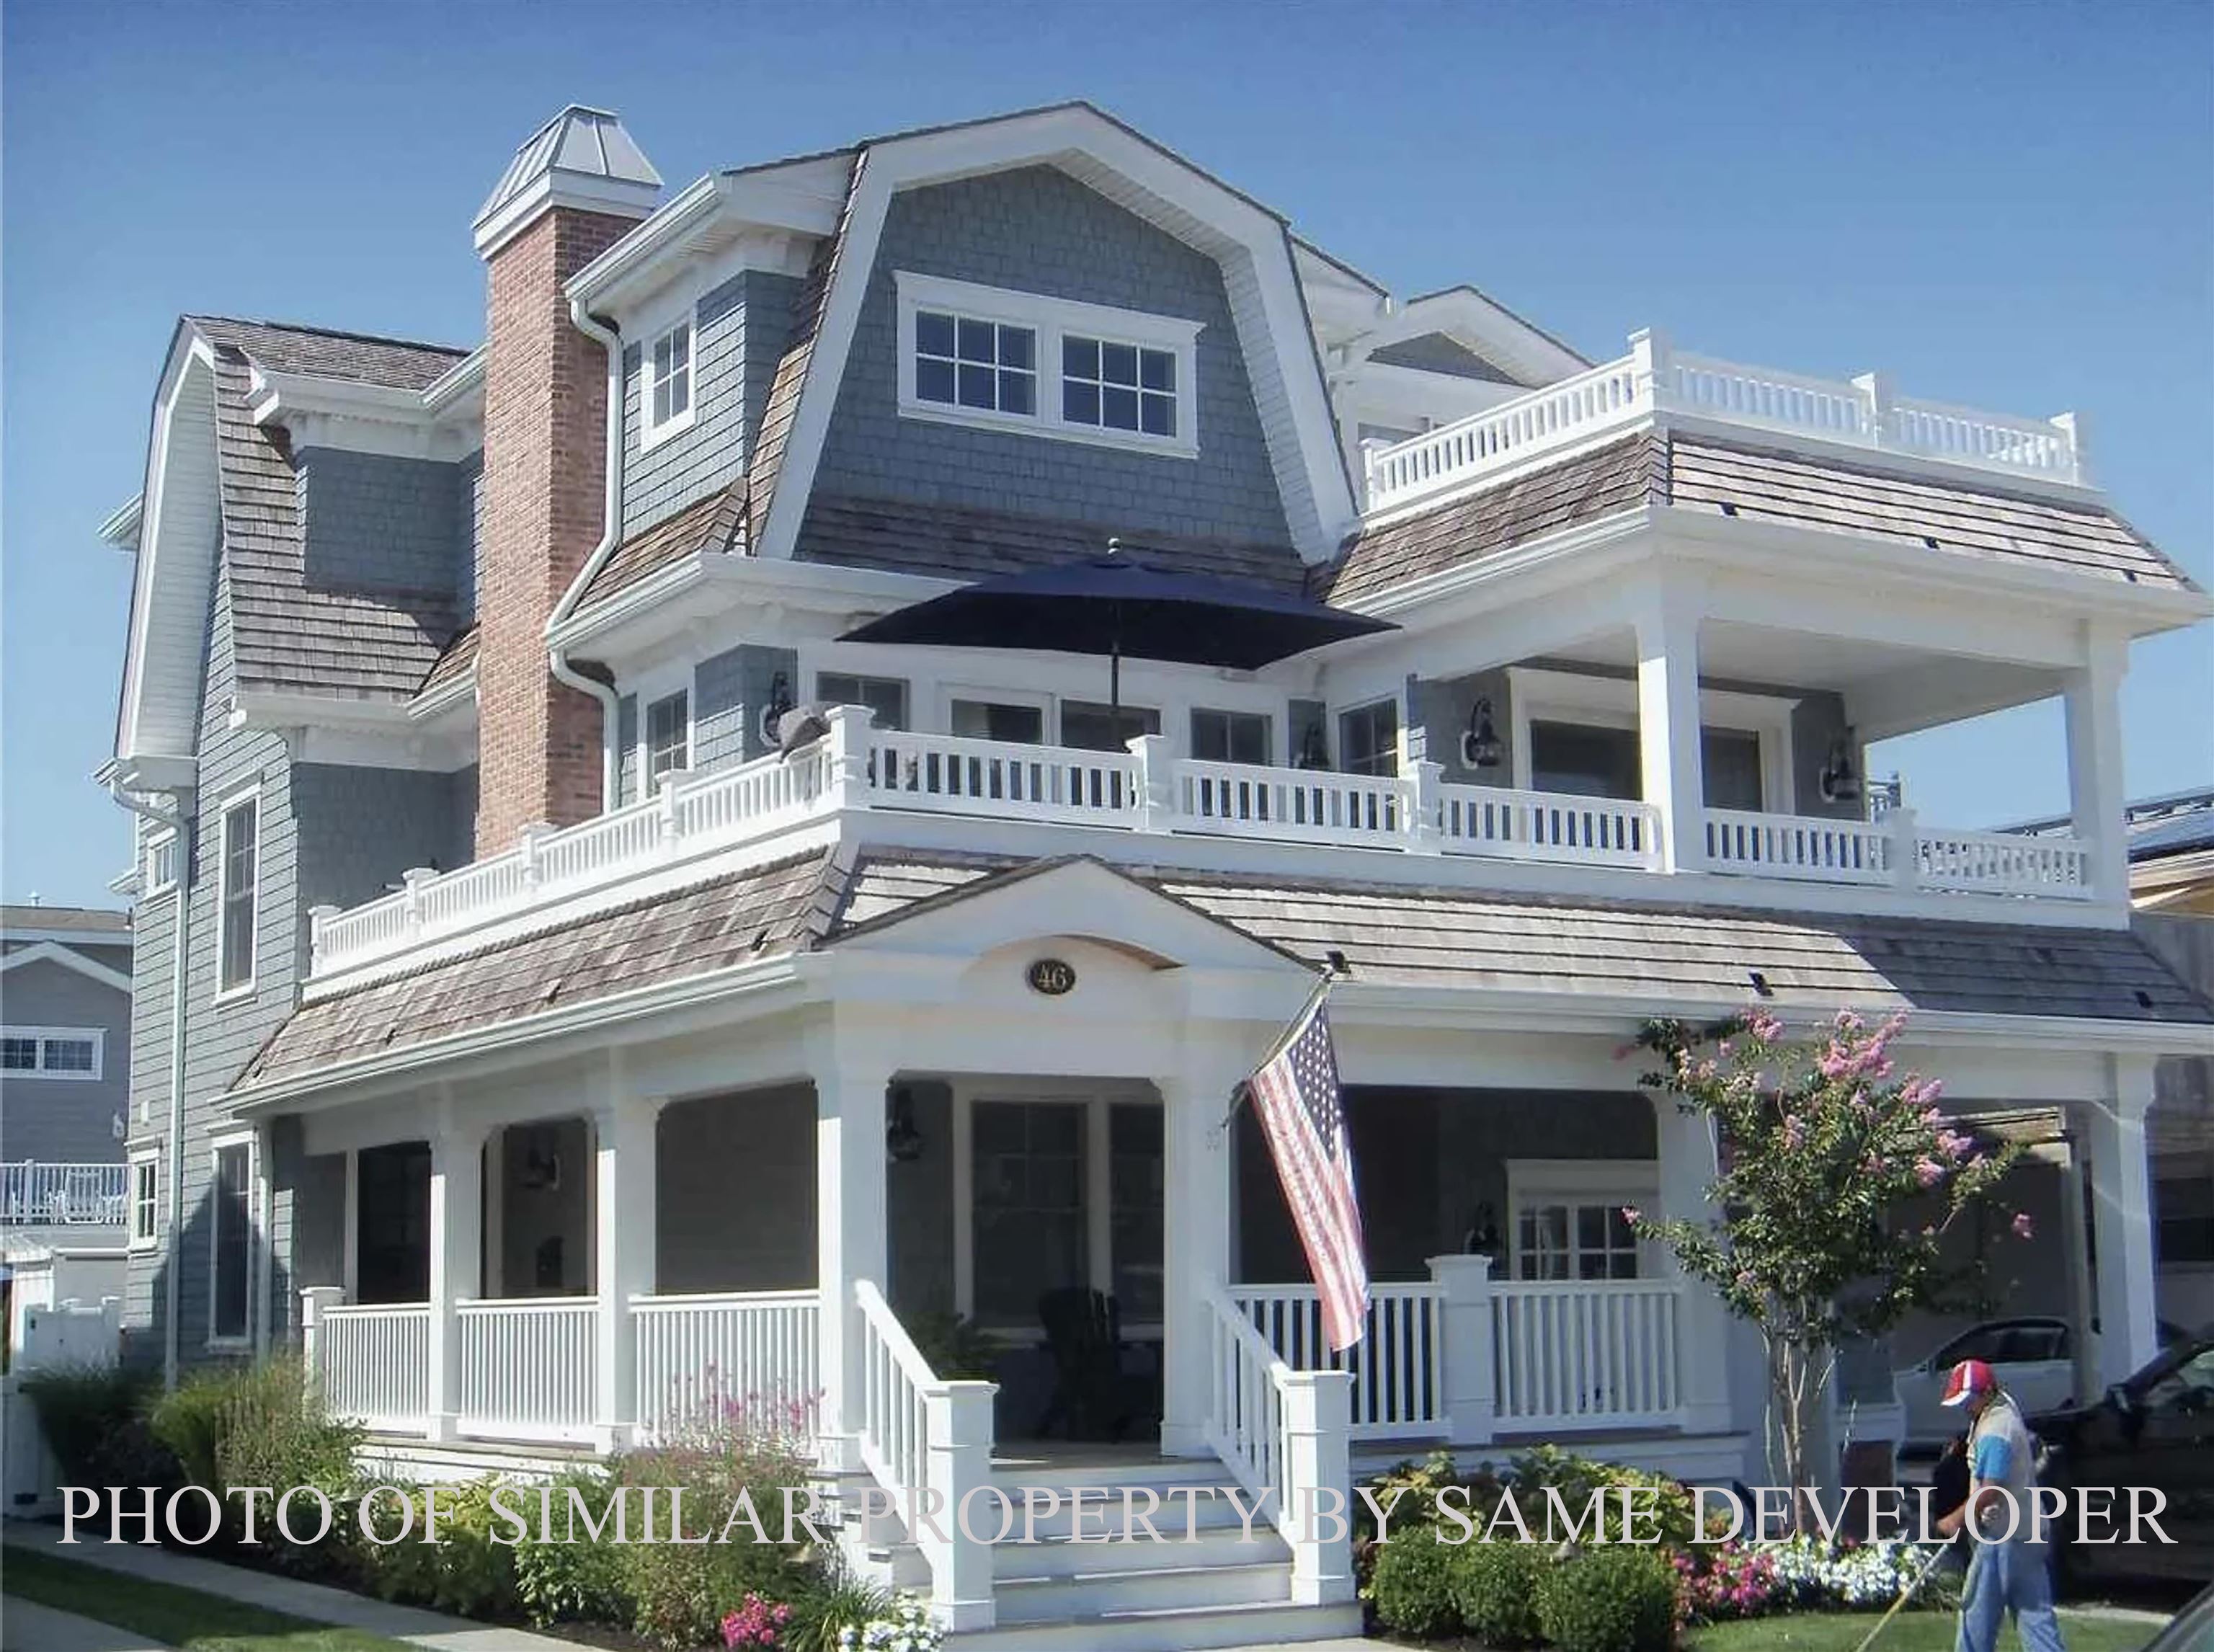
[
  {"left": 643, "top": 317, "right": 693, "bottom": 447},
  {"left": 896, "top": 272, "right": 1199, "bottom": 458}
]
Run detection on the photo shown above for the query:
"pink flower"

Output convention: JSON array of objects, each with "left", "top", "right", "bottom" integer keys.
[
  {"left": 1621, "top": 1206, "right": 1642, "bottom": 1225},
  {"left": 1915, "top": 1158, "right": 1945, "bottom": 1189},
  {"left": 1745, "top": 1011, "right": 1783, "bottom": 1044},
  {"left": 2012, "top": 1212, "right": 2035, "bottom": 1240}
]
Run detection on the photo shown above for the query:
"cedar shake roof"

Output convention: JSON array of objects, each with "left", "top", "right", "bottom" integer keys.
[
  {"left": 236, "top": 847, "right": 2214, "bottom": 1091},
  {"left": 416, "top": 623, "right": 479, "bottom": 699},
  {"left": 241, "top": 851, "right": 843, "bottom": 1085},
  {"left": 193, "top": 318, "right": 468, "bottom": 703},
  {"left": 570, "top": 485, "right": 748, "bottom": 615},
  {"left": 794, "top": 494, "right": 1310, "bottom": 593},
  {"left": 1315, "top": 430, "right": 2198, "bottom": 606}
]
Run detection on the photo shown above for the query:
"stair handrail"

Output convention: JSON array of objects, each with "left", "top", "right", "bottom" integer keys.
[{"left": 851, "top": 1280, "right": 996, "bottom": 1631}]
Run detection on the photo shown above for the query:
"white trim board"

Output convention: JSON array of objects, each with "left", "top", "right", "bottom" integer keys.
[{"left": 0, "top": 942, "right": 132, "bottom": 995}]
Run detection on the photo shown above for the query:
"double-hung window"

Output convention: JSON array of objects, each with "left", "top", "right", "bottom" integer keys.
[
  {"left": 209, "top": 1139, "right": 253, "bottom": 1344},
  {"left": 643, "top": 317, "right": 694, "bottom": 445},
  {"left": 145, "top": 830, "right": 178, "bottom": 897},
  {"left": 218, "top": 796, "right": 258, "bottom": 995},
  {"left": 130, "top": 1155, "right": 159, "bottom": 1250},
  {"left": 645, "top": 690, "right": 690, "bottom": 791},
  {"left": 897, "top": 273, "right": 1199, "bottom": 456}
]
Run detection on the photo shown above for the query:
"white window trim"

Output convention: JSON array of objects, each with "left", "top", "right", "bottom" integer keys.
[
  {"left": 939, "top": 684, "right": 1053, "bottom": 744},
  {"left": 1505, "top": 1158, "right": 1662, "bottom": 1279},
  {"left": 1, "top": 1025, "right": 105, "bottom": 1081},
  {"left": 1506, "top": 666, "right": 1797, "bottom": 811},
  {"left": 895, "top": 271, "right": 1201, "bottom": 460},
  {"left": 639, "top": 306, "right": 699, "bottom": 451},
  {"left": 205, "top": 1128, "right": 259, "bottom": 1349},
  {"left": 642, "top": 685, "right": 694, "bottom": 789},
  {"left": 213, "top": 787, "right": 260, "bottom": 1003},
  {"left": 128, "top": 1150, "right": 160, "bottom": 1251},
  {"left": 1335, "top": 695, "right": 1402, "bottom": 776},
  {"left": 144, "top": 827, "right": 179, "bottom": 898}
]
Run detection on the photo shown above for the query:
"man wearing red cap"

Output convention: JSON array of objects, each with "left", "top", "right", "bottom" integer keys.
[{"left": 1934, "top": 1357, "right": 2066, "bottom": 1652}]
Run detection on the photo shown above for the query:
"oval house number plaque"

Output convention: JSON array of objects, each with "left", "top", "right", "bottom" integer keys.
[{"left": 1026, "top": 957, "right": 1077, "bottom": 997}]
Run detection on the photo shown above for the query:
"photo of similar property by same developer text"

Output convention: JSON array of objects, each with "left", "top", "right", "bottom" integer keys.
[{"left": 3, "top": 4, "right": 2212, "bottom": 1651}]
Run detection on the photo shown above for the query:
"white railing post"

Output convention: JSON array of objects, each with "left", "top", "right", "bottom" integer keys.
[
  {"left": 821, "top": 704, "right": 874, "bottom": 813},
  {"left": 2051, "top": 410, "right": 2089, "bottom": 488},
  {"left": 1127, "top": 733, "right": 1174, "bottom": 832},
  {"left": 1887, "top": 805, "right": 1921, "bottom": 894},
  {"left": 1278, "top": 1369, "right": 1356, "bottom": 1606},
  {"left": 1401, "top": 745, "right": 1444, "bottom": 854},
  {"left": 925, "top": 1381, "right": 997, "bottom": 1630},
  {"left": 1426, "top": 1255, "right": 1495, "bottom": 1447},
  {"left": 517, "top": 821, "right": 556, "bottom": 892},
  {"left": 1852, "top": 370, "right": 1896, "bottom": 448},
  {"left": 306, "top": 906, "right": 338, "bottom": 974},
  {"left": 401, "top": 867, "right": 437, "bottom": 941},
  {"left": 656, "top": 769, "right": 690, "bottom": 857},
  {"left": 1629, "top": 326, "right": 1673, "bottom": 412},
  {"left": 298, "top": 1286, "right": 345, "bottom": 1385}
]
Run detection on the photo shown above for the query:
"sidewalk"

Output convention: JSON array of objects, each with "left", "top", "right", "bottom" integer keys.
[
  {"left": 0, "top": 1519, "right": 571, "bottom": 1652},
  {"left": 1, "top": 1598, "right": 171, "bottom": 1652}
]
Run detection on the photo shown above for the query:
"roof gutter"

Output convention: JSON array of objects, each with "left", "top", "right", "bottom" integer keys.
[{"left": 547, "top": 297, "right": 627, "bottom": 807}]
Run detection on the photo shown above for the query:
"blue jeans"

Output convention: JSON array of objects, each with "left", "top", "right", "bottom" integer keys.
[{"left": 1957, "top": 1537, "right": 2066, "bottom": 1652}]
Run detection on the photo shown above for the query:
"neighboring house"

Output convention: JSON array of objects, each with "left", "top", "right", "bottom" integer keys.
[{"left": 96, "top": 102, "right": 2214, "bottom": 1643}]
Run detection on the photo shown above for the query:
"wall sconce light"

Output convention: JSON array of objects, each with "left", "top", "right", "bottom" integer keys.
[
  {"left": 757, "top": 671, "right": 796, "bottom": 747},
  {"left": 885, "top": 1087, "right": 925, "bottom": 1164},
  {"left": 1818, "top": 729, "right": 1862, "bottom": 804},
  {"left": 1461, "top": 696, "right": 1503, "bottom": 770}
]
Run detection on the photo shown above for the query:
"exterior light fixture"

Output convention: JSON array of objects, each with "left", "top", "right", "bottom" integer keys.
[
  {"left": 1818, "top": 730, "right": 1862, "bottom": 805},
  {"left": 885, "top": 1087, "right": 925, "bottom": 1164},
  {"left": 1461, "top": 696, "right": 1503, "bottom": 770}
]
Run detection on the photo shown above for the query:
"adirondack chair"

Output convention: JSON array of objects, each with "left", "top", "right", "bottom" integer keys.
[{"left": 1034, "top": 1287, "right": 1150, "bottom": 1442}]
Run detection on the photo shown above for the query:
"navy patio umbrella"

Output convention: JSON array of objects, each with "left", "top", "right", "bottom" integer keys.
[{"left": 836, "top": 542, "right": 1397, "bottom": 737}]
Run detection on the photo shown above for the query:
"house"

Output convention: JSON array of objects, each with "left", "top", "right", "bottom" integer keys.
[
  {"left": 97, "top": 102, "right": 2214, "bottom": 1646},
  {"left": 2, "top": 905, "right": 133, "bottom": 1364}
]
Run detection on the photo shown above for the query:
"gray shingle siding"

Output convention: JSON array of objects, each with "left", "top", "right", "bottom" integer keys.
[
  {"left": 295, "top": 447, "right": 468, "bottom": 598},
  {"left": 620, "top": 270, "right": 803, "bottom": 539},
  {"left": 693, "top": 644, "right": 796, "bottom": 772},
  {"left": 808, "top": 165, "right": 1292, "bottom": 550},
  {"left": 293, "top": 764, "right": 476, "bottom": 906},
  {"left": 0, "top": 955, "right": 131, "bottom": 1162}
]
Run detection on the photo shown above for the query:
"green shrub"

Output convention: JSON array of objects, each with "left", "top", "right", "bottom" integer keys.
[
  {"left": 512, "top": 1469, "right": 633, "bottom": 1628},
  {"left": 1368, "top": 1529, "right": 1461, "bottom": 1639},
  {"left": 148, "top": 1357, "right": 360, "bottom": 1568},
  {"left": 357, "top": 1478, "right": 518, "bottom": 1619},
  {"left": 783, "top": 1567, "right": 893, "bottom": 1652},
  {"left": 1537, "top": 1545, "right": 1679, "bottom": 1652},
  {"left": 19, "top": 1364, "right": 180, "bottom": 1514},
  {"left": 1507, "top": 1445, "right": 1698, "bottom": 1551},
  {"left": 1450, "top": 1538, "right": 1550, "bottom": 1646}
]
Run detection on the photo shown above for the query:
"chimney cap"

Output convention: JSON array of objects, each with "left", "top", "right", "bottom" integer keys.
[{"left": 475, "top": 105, "right": 663, "bottom": 258}]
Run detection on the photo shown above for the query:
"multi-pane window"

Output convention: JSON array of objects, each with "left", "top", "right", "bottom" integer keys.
[
  {"left": 816, "top": 673, "right": 908, "bottom": 732},
  {"left": 915, "top": 311, "right": 1036, "bottom": 416},
  {"left": 1516, "top": 1200, "right": 1640, "bottom": 1281},
  {"left": 218, "top": 798, "right": 257, "bottom": 993},
  {"left": 645, "top": 690, "right": 689, "bottom": 790},
  {"left": 1338, "top": 700, "right": 1400, "bottom": 778},
  {"left": 971, "top": 1101, "right": 1087, "bottom": 1326},
  {"left": 210, "top": 1142, "right": 252, "bottom": 1342},
  {"left": 1060, "top": 701, "right": 1160, "bottom": 753},
  {"left": 130, "top": 1158, "right": 159, "bottom": 1248},
  {"left": 146, "top": 830, "right": 178, "bottom": 895},
  {"left": 1191, "top": 709, "right": 1271, "bottom": 765},
  {"left": 1062, "top": 337, "right": 1178, "bottom": 438},
  {"left": 2, "top": 1029, "right": 104, "bottom": 1080},
  {"left": 951, "top": 698, "right": 1044, "bottom": 745},
  {"left": 646, "top": 320, "right": 693, "bottom": 438}
]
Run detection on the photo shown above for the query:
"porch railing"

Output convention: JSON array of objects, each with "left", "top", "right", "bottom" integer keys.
[
  {"left": 1915, "top": 825, "right": 2089, "bottom": 896},
  {"left": 866, "top": 729, "right": 1138, "bottom": 825},
  {"left": 457, "top": 1297, "right": 597, "bottom": 1442},
  {"left": 1178, "top": 760, "right": 1408, "bottom": 847},
  {"left": 0, "top": 1162, "right": 129, "bottom": 1226},
  {"left": 1490, "top": 1279, "right": 1683, "bottom": 1431},
  {"left": 1704, "top": 809, "right": 1893, "bottom": 884},
  {"left": 632, "top": 1289, "right": 819, "bottom": 1442},
  {"left": 1439, "top": 785, "right": 1660, "bottom": 870},
  {"left": 1702, "top": 807, "right": 2091, "bottom": 900},
  {"left": 311, "top": 1301, "right": 430, "bottom": 1431},
  {"left": 1230, "top": 1282, "right": 1446, "bottom": 1440}
]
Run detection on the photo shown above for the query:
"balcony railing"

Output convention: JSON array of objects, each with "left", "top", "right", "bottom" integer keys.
[
  {"left": 306, "top": 711, "right": 2096, "bottom": 980},
  {"left": 1362, "top": 330, "right": 2085, "bottom": 512},
  {"left": 1, "top": 1162, "right": 128, "bottom": 1226}
]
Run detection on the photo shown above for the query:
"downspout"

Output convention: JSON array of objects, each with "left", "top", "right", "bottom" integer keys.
[
  {"left": 109, "top": 776, "right": 190, "bottom": 1393},
  {"left": 548, "top": 298, "right": 626, "bottom": 808}
]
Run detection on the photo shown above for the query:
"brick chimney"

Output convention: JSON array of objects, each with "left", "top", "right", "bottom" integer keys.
[{"left": 472, "top": 107, "right": 661, "bottom": 856}]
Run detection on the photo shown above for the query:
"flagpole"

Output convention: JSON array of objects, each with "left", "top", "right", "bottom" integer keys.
[{"left": 1217, "top": 966, "right": 1338, "bottom": 1134}]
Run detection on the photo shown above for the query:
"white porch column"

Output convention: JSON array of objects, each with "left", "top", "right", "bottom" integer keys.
[
  {"left": 1279, "top": 1368, "right": 1357, "bottom": 1605},
  {"left": 592, "top": 1094, "right": 664, "bottom": 1450},
  {"left": 1427, "top": 1254, "right": 1495, "bottom": 1447},
  {"left": 2064, "top": 629, "right": 2130, "bottom": 905},
  {"left": 425, "top": 1119, "right": 486, "bottom": 1442},
  {"left": 2083, "top": 1057, "right": 2159, "bottom": 1385},
  {"left": 1653, "top": 1098, "right": 1733, "bottom": 1434},
  {"left": 1635, "top": 576, "right": 1707, "bottom": 874},
  {"left": 816, "top": 1044, "right": 893, "bottom": 1467},
  {"left": 1159, "top": 1052, "right": 1243, "bottom": 1457}
]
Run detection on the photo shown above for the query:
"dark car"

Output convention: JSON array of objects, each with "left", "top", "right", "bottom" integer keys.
[{"left": 2032, "top": 1333, "right": 2214, "bottom": 1586}]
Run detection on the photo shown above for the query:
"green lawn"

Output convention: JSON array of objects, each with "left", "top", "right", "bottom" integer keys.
[
  {"left": 0, "top": 1547, "right": 420, "bottom": 1652},
  {"left": 1687, "top": 1607, "right": 2160, "bottom": 1651}
]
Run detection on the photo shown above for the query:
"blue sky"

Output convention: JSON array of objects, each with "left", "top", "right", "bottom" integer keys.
[{"left": 4, "top": 1, "right": 2209, "bottom": 909}]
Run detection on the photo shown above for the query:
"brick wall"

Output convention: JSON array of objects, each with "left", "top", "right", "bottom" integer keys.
[{"left": 476, "top": 206, "right": 633, "bottom": 856}]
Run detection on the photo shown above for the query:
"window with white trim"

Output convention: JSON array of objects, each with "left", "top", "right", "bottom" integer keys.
[
  {"left": 644, "top": 318, "right": 694, "bottom": 444},
  {"left": 145, "top": 830, "right": 178, "bottom": 897},
  {"left": 218, "top": 796, "right": 258, "bottom": 994},
  {"left": 817, "top": 673, "right": 908, "bottom": 732},
  {"left": 1507, "top": 1160, "right": 1658, "bottom": 1282},
  {"left": 0, "top": 1028, "right": 103, "bottom": 1080},
  {"left": 897, "top": 272, "right": 1199, "bottom": 456},
  {"left": 209, "top": 1140, "right": 253, "bottom": 1344},
  {"left": 645, "top": 690, "right": 690, "bottom": 790},
  {"left": 1191, "top": 709, "right": 1271, "bottom": 765},
  {"left": 130, "top": 1155, "right": 159, "bottom": 1249},
  {"left": 1338, "top": 699, "right": 1400, "bottom": 778}
]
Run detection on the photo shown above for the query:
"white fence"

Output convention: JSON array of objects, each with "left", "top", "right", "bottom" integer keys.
[
  {"left": 1364, "top": 329, "right": 2086, "bottom": 512},
  {"left": 1, "top": 1163, "right": 129, "bottom": 1226},
  {"left": 457, "top": 1297, "right": 598, "bottom": 1442},
  {"left": 1491, "top": 1279, "right": 1682, "bottom": 1431},
  {"left": 1704, "top": 809, "right": 1892, "bottom": 884},
  {"left": 1916, "top": 827, "right": 2089, "bottom": 896},
  {"left": 1702, "top": 808, "right": 2091, "bottom": 900},
  {"left": 633, "top": 1289, "right": 819, "bottom": 1442},
  {"left": 313, "top": 1301, "right": 430, "bottom": 1431},
  {"left": 866, "top": 729, "right": 1137, "bottom": 825},
  {"left": 1230, "top": 1282, "right": 1445, "bottom": 1441},
  {"left": 1440, "top": 786, "right": 1659, "bottom": 869}
]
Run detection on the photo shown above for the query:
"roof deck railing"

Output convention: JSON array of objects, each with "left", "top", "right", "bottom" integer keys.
[
  {"left": 1, "top": 1162, "right": 129, "bottom": 1227},
  {"left": 1361, "top": 329, "right": 2085, "bottom": 514}
]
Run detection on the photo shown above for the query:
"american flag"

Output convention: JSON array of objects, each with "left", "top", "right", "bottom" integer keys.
[{"left": 1245, "top": 982, "right": 1368, "bottom": 1351}]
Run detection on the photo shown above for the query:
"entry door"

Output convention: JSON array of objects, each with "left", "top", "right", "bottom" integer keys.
[{"left": 355, "top": 1142, "right": 430, "bottom": 1305}]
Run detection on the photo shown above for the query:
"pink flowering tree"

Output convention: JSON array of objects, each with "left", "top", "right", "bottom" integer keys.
[{"left": 1627, "top": 1007, "right": 2026, "bottom": 1519}]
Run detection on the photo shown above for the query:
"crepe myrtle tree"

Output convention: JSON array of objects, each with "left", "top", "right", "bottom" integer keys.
[{"left": 1625, "top": 1007, "right": 2029, "bottom": 1516}]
